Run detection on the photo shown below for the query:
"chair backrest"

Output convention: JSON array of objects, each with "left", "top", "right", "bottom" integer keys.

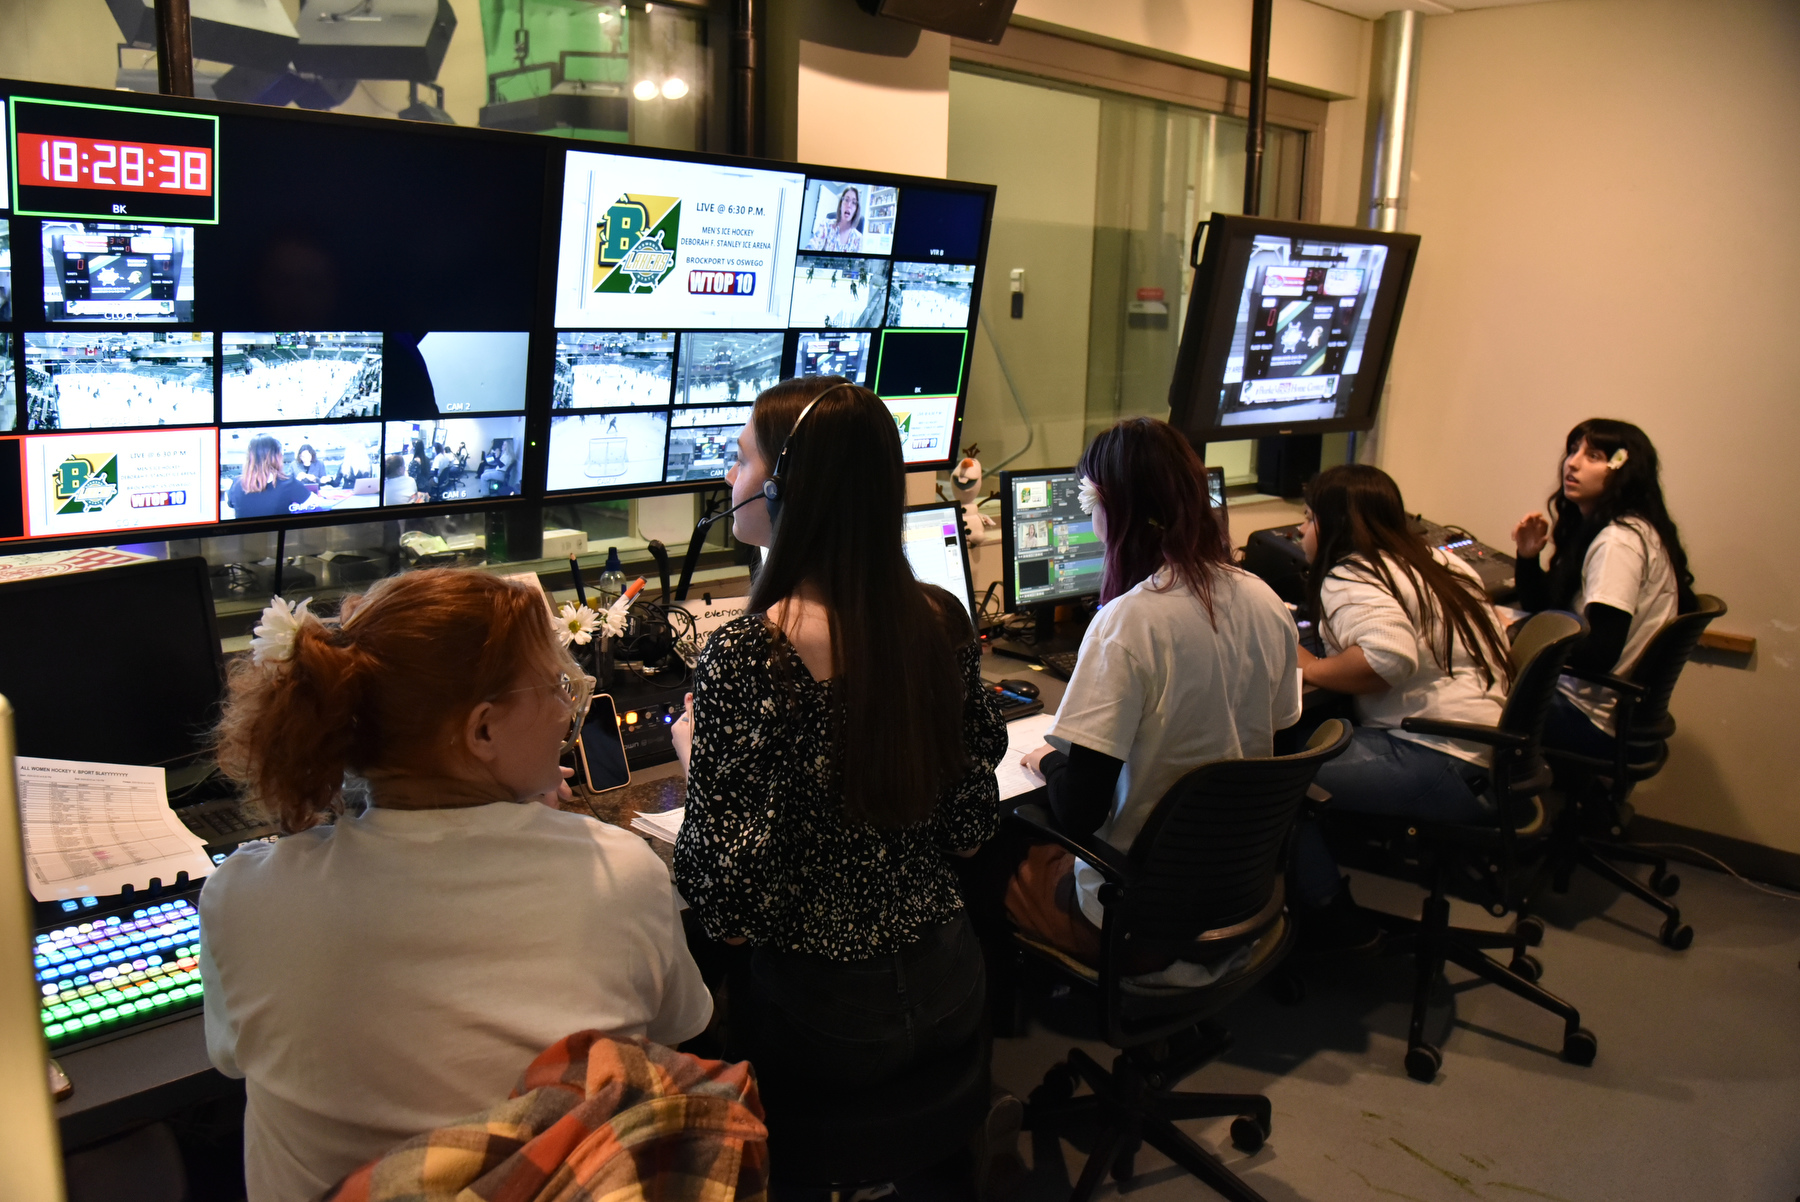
[
  {"left": 1619, "top": 594, "right": 1726, "bottom": 735},
  {"left": 1496, "top": 611, "right": 1589, "bottom": 781},
  {"left": 1119, "top": 720, "right": 1351, "bottom": 959}
]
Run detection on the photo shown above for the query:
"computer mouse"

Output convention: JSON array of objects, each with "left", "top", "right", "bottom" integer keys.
[{"left": 997, "top": 678, "right": 1040, "bottom": 700}]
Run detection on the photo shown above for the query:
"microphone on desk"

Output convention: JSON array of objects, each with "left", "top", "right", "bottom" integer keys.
[{"left": 675, "top": 492, "right": 760, "bottom": 603}]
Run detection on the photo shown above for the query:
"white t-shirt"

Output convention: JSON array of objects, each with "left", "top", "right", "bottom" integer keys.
[
  {"left": 1318, "top": 550, "right": 1508, "bottom": 766},
  {"left": 1560, "top": 516, "right": 1679, "bottom": 735},
  {"left": 1048, "top": 567, "right": 1302, "bottom": 926},
  {"left": 199, "top": 801, "right": 713, "bottom": 1202}
]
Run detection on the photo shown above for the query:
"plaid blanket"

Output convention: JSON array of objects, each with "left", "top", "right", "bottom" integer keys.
[{"left": 319, "top": 1032, "right": 767, "bottom": 1202}]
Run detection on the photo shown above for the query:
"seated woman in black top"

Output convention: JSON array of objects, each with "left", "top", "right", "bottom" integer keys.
[
  {"left": 670, "top": 376, "right": 1007, "bottom": 1085},
  {"left": 228, "top": 435, "right": 313, "bottom": 519}
]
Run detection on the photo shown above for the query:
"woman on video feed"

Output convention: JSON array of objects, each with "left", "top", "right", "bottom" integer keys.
[
  {"left": 229, "top": 436, "right": 313, "bottom": 519},
  {"left": 810, "top": 185, "right": 863, "bottom": 253},
  {"left": 293, "top": 444, "right": 322, "bottom": 488}
]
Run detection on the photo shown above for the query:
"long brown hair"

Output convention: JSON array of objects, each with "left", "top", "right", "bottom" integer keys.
[
  {"left": 1305, "top": 464, "right": 1511, "bottom": 688},
  {"left": 1544, "top": 418, "right": 1696, "bottom": 613},
  {"left": 1078, "top": 417, "right": 1233, "bottom": 613},
  {"left": 746, "top": 377, "right": 970, "bottom": 829},
  {"left": 213, "top": 569, "right": 580, "bottom": 833},
  {"left": 241, "top": 435, "right": 287, "bottom": 493}
]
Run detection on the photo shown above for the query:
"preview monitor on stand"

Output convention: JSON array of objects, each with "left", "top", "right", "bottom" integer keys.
[
  {"left": 902, "top": 501, "right": 977, "bottom": 622},
  {"left": 992, "top": 468, "right": 1103, "bottom": 675},
  {"left": 1168, "top": 215, "right": 1421, "bottom": 496}
]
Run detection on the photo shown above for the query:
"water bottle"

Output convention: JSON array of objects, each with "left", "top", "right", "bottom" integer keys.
[{"left": 596, "top": 546, "right": 627, "bottom": 609}]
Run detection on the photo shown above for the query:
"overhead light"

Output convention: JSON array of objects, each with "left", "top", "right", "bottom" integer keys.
[
  {"left": 632, "top": 79, "right": 658, "bottom": 101},
  {"left": 661, "top": 77, "right": 688, "bottom": 99}
]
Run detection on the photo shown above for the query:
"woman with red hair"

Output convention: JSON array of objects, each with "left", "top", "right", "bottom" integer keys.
[{"left": 200, "top": 569, "right": 711, "bottom": 1202}]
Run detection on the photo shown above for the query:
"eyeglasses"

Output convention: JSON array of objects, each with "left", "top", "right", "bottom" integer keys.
[{"left": 497, "top": 672, "right": 596, "bottom": 754}]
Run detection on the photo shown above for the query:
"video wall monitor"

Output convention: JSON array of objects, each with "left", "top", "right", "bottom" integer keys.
[
  {"left": 0, "top": 74, "right": 995, "bottom": 549},
  {"left": 1168, "top": 215, "right": 1420, "bottom": 443},
  {"left": 999, "top": 468, "right": 1105, "bottom": 614}
]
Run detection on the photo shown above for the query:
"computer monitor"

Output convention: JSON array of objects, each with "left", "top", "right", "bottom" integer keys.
[
  {"left": 1168, "top": 214, "right": 1420, "bottom": 443},
  {"left": 902, "top": 501, "right": 976, "bottom": 621},
  {"left": 998, "top": 468, "right": 1104, "bottom": 616},
  {"left": 1208, "top": 465, "right": 1226, "bottom": 510},
  {"left": 0, "top": 557, "right": 223, "bottom": 767}
]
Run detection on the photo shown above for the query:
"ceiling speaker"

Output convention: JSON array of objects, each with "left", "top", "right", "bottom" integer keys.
[{"left": 853, "top": 0, "right": 1017, "bottom": 45}]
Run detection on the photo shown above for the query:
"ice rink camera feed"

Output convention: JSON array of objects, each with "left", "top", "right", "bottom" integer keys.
[
  {"left": 547, "top": 409, "right": 668, "bottom": 491},
  {"left": 23, "top": 333, "right": 214, "bottom": 431},
  {"left": 219, "top": 422, "right": 383, "bottom": 520},
  {"left": 675, "top": 332, "right": 783, "bottom": 406},
  {"left": 221, "top": 332, "right": 382, "bottom": 423},
  {"left": 383, "top": 416, "right": 526, "bottom": 503},
  {"left": 666, "top": 405, "right": 750, "bottom": 481},
  {"left": 795, "top": 331, "right": 872, "bottom": 385},
  {"left": 553, "top": 331, "right": 674, "bottom": 409},
  {"left": 800, "top": 180, "right": 897, "bottom": 256},
  {"left": 789, "top": 256, "right": 889, "bottom": 329},
  {"left": 885, "top": 262, "right": 974, "bottom": 328},
  {"left": 1218, "top": 235, "right": 1390, "bottom": 427},
  {"left": 40, "top": 222, "right": 195, "bottom": 322}
]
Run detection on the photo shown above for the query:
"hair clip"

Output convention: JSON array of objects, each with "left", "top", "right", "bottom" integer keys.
[
  {"left": 251, "top": 596, "right": 313, "bottom": 666},
  {"left": 1608, "top": 448, "right": 1629, "bottom": 471},
  {"left": 1077, "top": 477, "right": 1101, "bottom": 516}
]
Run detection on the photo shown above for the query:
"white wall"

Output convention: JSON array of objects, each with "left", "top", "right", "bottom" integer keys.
[{"left": 1381, "top": 0, "right": 1800, "bottom": 852}]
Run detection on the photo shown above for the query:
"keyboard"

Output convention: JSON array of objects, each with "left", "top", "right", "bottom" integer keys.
[
  {"left": 1038, "top": 650, "right": 1078, "bottom": 680},
  {"left": 987, "top": 682, "right": 1044, "bottom": 720},
  {"left": 35, "top": 897, "right": 205, "bottom": 1050}
]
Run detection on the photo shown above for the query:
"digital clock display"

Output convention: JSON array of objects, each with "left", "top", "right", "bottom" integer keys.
[{"left": 10, "top": 96, "right": 219, "bottom": 224}]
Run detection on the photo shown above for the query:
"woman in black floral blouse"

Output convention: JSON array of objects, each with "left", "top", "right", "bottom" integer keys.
[{"left": 670, "top": 376, "right": 1006, "bottom": 1085}]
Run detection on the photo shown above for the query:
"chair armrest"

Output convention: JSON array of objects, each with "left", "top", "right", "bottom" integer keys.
[
  {"left": 1557, "top": 662, "right": 1646, "bottom": 696},
  {"left": 1398, "top": 717, "right": 1530, "bottom": 748},
  {"left": 1006, "top": 804, "right": 1132, "bottom": 884}
]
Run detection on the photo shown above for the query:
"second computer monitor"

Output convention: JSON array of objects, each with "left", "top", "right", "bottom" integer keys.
[
  {"left": 999, "top": 469, "right": 1103, "bottom": 614},
  {"left": 903, "top": 502, "right": 977, "bottom": 621}
]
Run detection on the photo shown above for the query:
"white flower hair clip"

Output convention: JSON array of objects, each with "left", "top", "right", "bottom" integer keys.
[
  {"left": 1077, "top": 476, "right": 1101, "bottom": 516},
  {"left": 251, "top": 596, "right": 313, "bottom": 666},
  {"left": 1607, "top": 448, "right": 1629, "bottom": 471},
  {"left": 555, "top": 602, "right": 601, "bottom": 647}
]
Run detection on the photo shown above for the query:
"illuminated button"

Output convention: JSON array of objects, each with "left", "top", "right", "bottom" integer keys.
[
  {"left": 46, "top": 1024, "right": 63, "bottom": 1039},
  {"left": 625, "top": 711, "right": 639, "bottom": 725}
]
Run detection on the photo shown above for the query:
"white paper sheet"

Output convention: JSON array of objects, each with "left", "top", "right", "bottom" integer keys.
[
  {"left": 630, "top": 806, "right": 686, "bottom": 844},
  {"left": 996, "top": 711, "right": 1057, "bottom": 801},
  {"left": 15, "top": 757, "right": 214, "bottom": 902}
]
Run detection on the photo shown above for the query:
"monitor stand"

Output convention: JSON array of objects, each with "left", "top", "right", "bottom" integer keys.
[{"left": 988, "top": 604, "right": 1087, "bottom": 666}]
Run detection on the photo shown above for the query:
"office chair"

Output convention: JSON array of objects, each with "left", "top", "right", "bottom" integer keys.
[
  {"left": 1009, "top": 720, "right": 1352, "bottom": 1202},
  {"left": 1327, "top": 611, "right": 1594, "bottom": 1083},
  {"left": 1542, "top": 594, "right": 1726, "bottom": 949}
]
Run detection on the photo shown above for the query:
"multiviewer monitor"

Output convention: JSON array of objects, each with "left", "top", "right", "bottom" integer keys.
[
  {"left": 0, "top": 557, "right": 222, "bottom": 767},
  {"left": 1168, "top": 215, "right": 1420, "bottom": 444},
  {"left": 0, "top": 79, "right": 995, "bottom": 552},
  {"left": 999, "top": 469, "right": 1104, "bottom": 614},
  {"left": 902, "top": 501, "right": 976, "bottom": 620}
]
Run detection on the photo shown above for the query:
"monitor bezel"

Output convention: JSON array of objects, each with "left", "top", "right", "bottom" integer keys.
[
  {"left": 998, "top": 465, "right": 1103, "bottom": 615},
  {"left": 1167, "top": 214, "right": 1421, "bottom": 446},
  {"left": 0, "top": 75, "right": 998, "bottom": 551},
  {"left": 903, "top": 499, "right": 977, "bottom": 622}
]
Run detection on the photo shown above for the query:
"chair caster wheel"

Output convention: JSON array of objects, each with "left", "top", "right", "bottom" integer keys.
[
  {"left": 1653, "top": 872, "right": 1681, "bottom": 898},
  {"left": 1404, "top": 1044, "right": 1442, "bottom": 1083},
  {"left": 1661, "top": 919, "right": 1694, "bottom": 950},
  {"left": 1110, "top": 1138, "right": 1140, "bottom": 1183},
  {"left": 1267, "top": 969, "right": 1305, "bottom": 1006},
  {"left": 1508, "top": 953, "right": 1542, "bottom": 984},
  {"left": 1561, "top": 1027, "right": 1598, "bottom": 1066},
  {"left": 1230, "top": 1115, "right": 1269, "bottom": 1154},
  {"left": 1512, "top": 916, "right": 1545, "bottom": 947}
]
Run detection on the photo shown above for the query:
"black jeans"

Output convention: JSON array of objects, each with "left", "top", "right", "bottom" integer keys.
[{"left": 743, "top": 912, "right": 986, "bottom": 1087}]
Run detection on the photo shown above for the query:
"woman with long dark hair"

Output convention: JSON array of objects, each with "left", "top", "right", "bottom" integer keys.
[
  {"left": 1009, "top": 417, "right": 1301, "bottom": 971},
  {"left": 1511, "top": 419, "right": 1694, "bottom": 756},
  {"left": 669, "top": 376, "right": 1005, "bottom": 1085},
  {"left": 1292, "top": 464, "right": 1513, "bottom": 947}
]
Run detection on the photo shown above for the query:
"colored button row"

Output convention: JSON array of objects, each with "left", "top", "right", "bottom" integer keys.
[{"left": 42, "top": 981, "right": 203, "bottom": 1043}]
